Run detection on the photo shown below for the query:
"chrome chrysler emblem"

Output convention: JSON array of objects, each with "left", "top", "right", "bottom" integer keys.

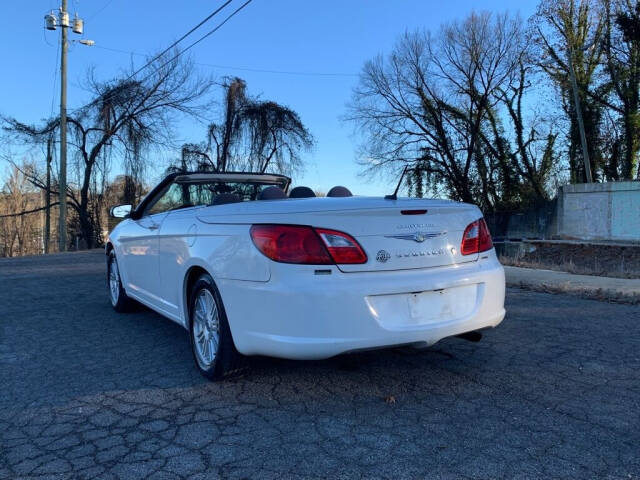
[
  {"left": 376, "top": 250, "right": 391, "bottom": 263},
  {"left": 386, "top": 231, "right": 446, "bottom": 243}
]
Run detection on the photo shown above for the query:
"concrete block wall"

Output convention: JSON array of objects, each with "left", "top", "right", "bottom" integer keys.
[{"left": 558, "top": 181, "right": 640, "bottom": 242}]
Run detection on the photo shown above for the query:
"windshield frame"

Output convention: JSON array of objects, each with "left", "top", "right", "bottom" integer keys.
[{"left": 129, "top": 171, "right": 291, "bottom": 220}]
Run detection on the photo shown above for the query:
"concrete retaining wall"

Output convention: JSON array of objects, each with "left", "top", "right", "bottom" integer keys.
[
  {"left": 558, "top": 182, "right": 640, "bottom": 242},
  {"left": 485, "top": 181, "right": 640, "bottom": 242}
]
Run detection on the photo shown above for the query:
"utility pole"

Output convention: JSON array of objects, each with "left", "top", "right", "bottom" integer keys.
[
  {"left": 567, "top": 46, "right": 594, "bottom": 183},
  {"left": 58, "top": 0, "right": 68, "bottom": 252},
  {"left": 44, "top": 136, "right": 52, "bottom": 254},
  {"left": 44, "top": 5, "right": 92, "bottom": 252}
]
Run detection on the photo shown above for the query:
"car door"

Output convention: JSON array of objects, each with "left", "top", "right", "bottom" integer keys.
[
  {"left": 118, "top": 181, "right": 187, "bottom": 312},
  {"left": 117, "top": 211, "right": 169, "bottom": 308},
  {"left": 156, "top": 182, "right": 216, "bottom": 322},
  {"left": 156, "top": 208, "right": 197, "bottom": 322}
]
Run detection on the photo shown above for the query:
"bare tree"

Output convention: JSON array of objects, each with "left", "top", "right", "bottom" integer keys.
[
  {"left": 0, "top": 165, "right": 42, "bottom": 257},
  {"left": 346, "top": 12, "right": 554, "bottom": 211},
  {"left": 2, "top": 52, "right": 215, "bottom": 248},
  {"left": 175, "top": 77, "right": 313, "bottom": 177}
]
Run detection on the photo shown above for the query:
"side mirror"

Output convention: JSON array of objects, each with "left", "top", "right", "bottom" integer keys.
[{"left": 109, "top": 204, "right": 132, "bottom": 218}]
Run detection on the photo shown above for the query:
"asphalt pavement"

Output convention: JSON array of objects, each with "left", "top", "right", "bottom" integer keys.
[{"left": 1, "top": 251, "right": 638, "bottom": 479}]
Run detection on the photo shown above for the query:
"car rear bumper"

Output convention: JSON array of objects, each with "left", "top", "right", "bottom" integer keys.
[{"left": 218, "top": 253, "right": 506, "bottom": 360}]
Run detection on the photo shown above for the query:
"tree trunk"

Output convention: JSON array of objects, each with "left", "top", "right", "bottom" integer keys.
[{"left": 623, "top": 107, "right": 638, "bottom": 179}]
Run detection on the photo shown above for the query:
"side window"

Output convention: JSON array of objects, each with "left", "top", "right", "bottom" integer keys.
[
  {"left": 188, "top": 184, "right": 216, "bottom": 206},
  {"left": 147, "top": 183, "right": 188, "bottom": 215},
  {"left": 146, "top": 182, "right": 217, "bottom": 216}
]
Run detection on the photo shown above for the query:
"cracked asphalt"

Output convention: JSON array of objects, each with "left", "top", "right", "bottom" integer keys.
[{"left": 0, "top": 250, "right": 639, "bottom": 479}]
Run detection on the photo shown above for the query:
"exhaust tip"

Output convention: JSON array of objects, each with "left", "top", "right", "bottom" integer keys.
[{"left": 456, "top": 331, "right": 483, "bottom": 343}]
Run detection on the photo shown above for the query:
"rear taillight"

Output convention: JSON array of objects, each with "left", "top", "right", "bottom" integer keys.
[
  {"left": 250, "top": 225, "right": 332, "bottom": 264},
  {"left": 315, "top": 228, "right": 367, "bottom": 264},
  {"left": 460, "top": 218, "right": 493, "bottom": 255},
  {"left": 250, "top": 225, "right": 367, "bottom": 265}
]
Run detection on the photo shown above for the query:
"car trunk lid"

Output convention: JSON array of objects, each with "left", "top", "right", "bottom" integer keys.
[
  {"left": 309, "top": 205, "right": 480, "bottom": 272},
  {"left": 196, "top": 197, "right": 482, "bottom": 272}
]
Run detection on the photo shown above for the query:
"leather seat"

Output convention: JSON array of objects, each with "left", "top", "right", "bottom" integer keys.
[
  {"left": 258, "top": 186, "right": 287, "bottom": 200},
  {"left": 211, "top": 193, "right": 241, "bottom": 205},
  {"left": 327, "top": 186, "right": 352, "bottom": 197},
  {"left": 289, "top": 186, "right": 316, "bottom": 198}
]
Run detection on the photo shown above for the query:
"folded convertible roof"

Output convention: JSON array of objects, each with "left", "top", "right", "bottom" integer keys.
[{"left": 174, "top": 172, "right": 290, "bottom": 188}]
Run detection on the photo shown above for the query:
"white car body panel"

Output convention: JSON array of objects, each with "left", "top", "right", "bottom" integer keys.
[
  {"left": 116, "top": 212, "right": 169, "bottom": 309},
  {"left": 108, "top": 194, "right": 506, "bottom": 359}
]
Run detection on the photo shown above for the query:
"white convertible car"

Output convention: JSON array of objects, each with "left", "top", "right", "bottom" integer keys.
[{"left": 106, "top": 172, "right": 505, "bottom": 379}]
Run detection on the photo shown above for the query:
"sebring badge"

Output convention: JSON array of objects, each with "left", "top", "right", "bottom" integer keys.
[
  {"left": 385, "top": 231, "right": 446, "bottom": 243},
  {"left": 376, "top": 250, "right": 391, "bottom": 263}
]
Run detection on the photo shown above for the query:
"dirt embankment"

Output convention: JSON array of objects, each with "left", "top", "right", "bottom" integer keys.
[{"left": 499, "top": 241, "right": 640, "bottom": 279}]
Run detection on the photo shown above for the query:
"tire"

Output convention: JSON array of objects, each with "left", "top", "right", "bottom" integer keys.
[
  {"left": 107, "top": 251, "right": 133, "bottom": 312},
  {"left": 188, "top": 273, "right": 245, "bottom": 380}
]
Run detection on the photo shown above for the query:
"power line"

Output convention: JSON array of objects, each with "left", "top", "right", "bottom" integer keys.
[
  {"left": 127, "top": 0, "right": 233, "bottom": 80},
  {"left": 0, "top": 203, "right": 61, "bottom": 219},
  {"left": 85, "top": 0, "right": 115, "bottom": 21},
  {"left": 67, "top": 0, "right": 247, "bottom": 115},
  {"left": 145, "top": 0, "right": 253, "bottom": 79},
  {"left": 93, "top": 44, "right": 359, "bottom": 78},
  {"left": 50, "top": 33, "right": 61, "bottom": 118}
]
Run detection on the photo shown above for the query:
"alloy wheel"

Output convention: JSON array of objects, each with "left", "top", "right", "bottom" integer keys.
[
  {"left": 192, "top": 289, "right": 220, "bottom": 368},
  {"left": 109, "top": 257, "right": 120, "bottom": 306}
]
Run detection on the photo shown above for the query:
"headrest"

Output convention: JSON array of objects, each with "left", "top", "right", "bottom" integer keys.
[
  {"left": 327, "top": 186, "right": 353, "bottom": 197},
  {"left": 258, "top": 186, "right": 287, "bottom": 200},
  {"left": 289, "top": 186, "right": 316, "bottom": 198},
  {"left": 211, "top": 193, "right": 241, "bottom": 205}
]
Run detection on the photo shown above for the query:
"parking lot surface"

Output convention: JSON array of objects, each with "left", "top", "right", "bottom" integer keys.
[{"left": 1, "top": 251, "right": 639, "bottom": 479}]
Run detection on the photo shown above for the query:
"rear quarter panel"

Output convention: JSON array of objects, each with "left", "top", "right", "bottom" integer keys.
[{"left": 156, "top": 208, "right": 270, "bottom": 325}]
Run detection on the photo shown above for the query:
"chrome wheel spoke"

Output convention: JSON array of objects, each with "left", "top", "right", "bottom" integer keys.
[
  {"left": 195, "top": 310, "right": 206, "bottom": 324},
  {"left": 210, "top": 335, "right": 218, "bottom": 356},
  {"left": 201, "top": 338, "right": 209, "bottom": 361},
  {"left": 207, "top": 295, "right": 216, "bottom": 320},
  {"left": 196, "top": 328, "right": 206, "bottom": 345}
]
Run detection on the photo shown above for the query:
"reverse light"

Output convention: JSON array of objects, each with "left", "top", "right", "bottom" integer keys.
[
  {"left": 460, "top": 218, "right": 493, "bottom": 256},
  {"left": 250, "top": 225, "right": 367, "bottom": 265},
  {"left": 315, "top": 228, "right": 368, "bottom": 264}
]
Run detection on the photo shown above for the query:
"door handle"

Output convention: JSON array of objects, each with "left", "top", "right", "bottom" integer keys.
[{"left": 147, "top": 225, "right": 159, "bottom": 231}]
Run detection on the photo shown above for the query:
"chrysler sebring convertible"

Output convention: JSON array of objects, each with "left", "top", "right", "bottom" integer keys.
[{"left": 106, "top": 172, "right": 505, "bottom": 379}]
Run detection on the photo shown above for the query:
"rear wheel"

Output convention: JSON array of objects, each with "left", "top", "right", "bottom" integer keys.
[
  {"left": 107, "top": 251, "right": 133, "bottom": 312},
  {"left": 188, "top": 273, "right": 244, "bottom": 380}
]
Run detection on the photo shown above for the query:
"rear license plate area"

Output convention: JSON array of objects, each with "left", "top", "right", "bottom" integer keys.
[{"left": 366, "top": 284, "right": 479, "bottom": 328}]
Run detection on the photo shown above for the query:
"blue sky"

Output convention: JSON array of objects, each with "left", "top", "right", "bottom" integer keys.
[{"left": 2, "top": 0, "right": 538, "bottom": 195}]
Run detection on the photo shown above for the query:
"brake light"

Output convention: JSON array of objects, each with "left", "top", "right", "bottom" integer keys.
[
  {"left": 460, "top": 218, "right": 493, "bottom": 255},
  {"left": 315, "top": 228, "right": 368, "bottom": 264},
  {"left": 250, "top": 225, "right": 367, "bottom": 265},
  {"left": 250, "top": 225, "right": 332, "bottom": 264}
]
